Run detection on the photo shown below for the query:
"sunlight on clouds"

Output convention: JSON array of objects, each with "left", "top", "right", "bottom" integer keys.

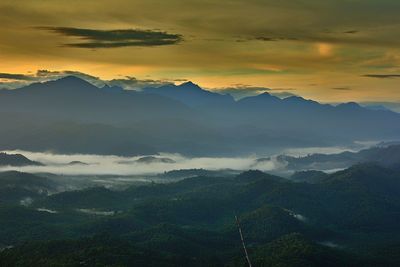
[
  {"left": 317, "top": 43, "right": 333, "bottom": 57},
  {"left": 0, "top": 0, "right": 399, "bottom": 101}
]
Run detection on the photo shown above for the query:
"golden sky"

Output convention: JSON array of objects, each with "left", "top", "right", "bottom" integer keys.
[{"left": 0, "top": 0, "right": 400, "bottom": 101}]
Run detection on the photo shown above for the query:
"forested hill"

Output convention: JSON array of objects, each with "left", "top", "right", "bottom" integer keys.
[{"left": 1, "top": 162, "right": 400, "bottom": 266}]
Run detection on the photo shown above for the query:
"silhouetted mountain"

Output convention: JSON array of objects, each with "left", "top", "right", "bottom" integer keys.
[
  {"left": 335, "top": 101, "right": 364, "bottom": 111},
  {"left": 0, "top": 76, "right": 193, "bottom": 124},
  {"left": 278, "top": 144, "right": 400, "bottom": 171},
  {"left": 0, "top": 76, "right": 400, "bottom": 156},
  {"left": 283, "top": 95, "right": 321, "bottom": 107},
  {"left": 136, "top": 156, "right": 175, "bottom": 164},
  {"left": 67, "top": 161, "right": 89, "bottom": 166},
  {"left": 364, "top": 104, "right": 392, "bottom": 112},
  {"left": 361, "top": 101, "right": 400, "bottom": 113},
  {"left": 0, "top": 171, "right": 58, "bottom": 205},
  {"left": 238, "top": 92, "right": 281, "bottom": 107},
  {"left": 0, "top": 153, "right": 42, "bottom": 166},
  {"left": 143, "top": 81, "right": 234, "bottom": 107}
]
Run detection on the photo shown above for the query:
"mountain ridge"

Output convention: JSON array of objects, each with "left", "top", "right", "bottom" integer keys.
[{"left": 0, "top": 76, "right": 399, "bottom": 156}]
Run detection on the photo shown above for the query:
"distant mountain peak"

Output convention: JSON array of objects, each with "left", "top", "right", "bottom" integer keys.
[
  {"left": 0, "top": 152, "right": 43, "bottom": 166},
  {"left": 284, "top": 95, "right": 304, "bottom": 101},
  {"left": 178, "top": 81, "right": 203, "bottom": 90},
  {"left": 36, "top": 75, "right": 98, "bottom": 91},
  {"left": 21, "top": 75, "right": 94, "bottom": 89},
  {"left": 336, "top": 102, "right": 362, "bottom": 110},
  {"left": 142, "top": 80, "right": 234, "bottom": 107},
  {"left": 238, "top": 91, "right": 280, "bottom": 104},
  {"left": 180, "top": 81, "right": 196, "bottom": 86},
  {"left": 58, "top": 75, "right": 83, "bottom": 82},
  {"left": 255, "top": 92, "right": 282, "bottom": 100},
  {"left": 283, "top": 95, "right": 320, "bottom": 106},
  {"left": 54, "top": 75, "right": 94, "bottom": 86},
  {"left": 259, "top": 91, "right": 273, "bottom": 97}
]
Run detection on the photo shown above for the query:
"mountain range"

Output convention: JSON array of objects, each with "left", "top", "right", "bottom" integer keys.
[
  {"left": 0, "top": 76, "right": 399, "bottom": 156},
  {"left": 276, "top": 143, "right": 400, "bottom": 171}
]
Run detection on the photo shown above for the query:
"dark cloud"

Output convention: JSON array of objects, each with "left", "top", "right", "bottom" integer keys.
[
  {"left": 236, "top": 36, "right": 299, "bottom": 42},
  {"left": 240, "top": 28, "right": 369, "bottom": 46},
  {"left": 39, "top": 27, "right": 183, "bottom": 48},
  {"left": 37, "top": 69, "right": 100, "bottom": 80},
  {"left": 210, "top": 86, "right": 269, "bottom": 99},
  {"left": 362, "top": 74, "right": 400, "bottom": 79},
  {"left": 255, "top": 36, "right": 299, "bottom": 42},
  {"left": 172, "top": 78, "right": 189, "bottom": 82},
  {"left": 0, "top": 70, "right": 103, "bottom": 89},
  {"left": 0, "top": 70, "right": 180, "bottom": 90},
  {"left": 332, "top": 87, "right": 352, "bottom": 91},
  {"left": 0, "top": 73, "right": 35, "bottom": 81},
  {"left": 270, "top": 87, "right": 297, "bottom": 91},
  {"left": 211, "top": 85, "right": 298, "bottom": 99},
  {"left": 343, "top": 30, "right": 359, "bottom": 34},
  {"left": 108, "top": 76, "right": 174, "bottom": 89},
  {"left": 33, "top": 70, "right": 105, "bottom": 87}
]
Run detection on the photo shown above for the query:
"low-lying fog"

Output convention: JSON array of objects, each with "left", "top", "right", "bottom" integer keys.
[{"left": 0, "top": 145, "right": 370, "bottom": 176}]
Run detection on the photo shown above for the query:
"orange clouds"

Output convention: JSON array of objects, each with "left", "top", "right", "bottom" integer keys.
[{"left": 316, "top": 43, "right": 334, "bottom": 57}]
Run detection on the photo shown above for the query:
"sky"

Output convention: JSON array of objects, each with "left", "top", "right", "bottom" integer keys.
[{"left": 0, "top": 0, "right": 399, "bottom": 102}]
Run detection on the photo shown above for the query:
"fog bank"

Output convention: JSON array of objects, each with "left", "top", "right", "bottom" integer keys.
[{"left": 0, "top": 144, "right": 372, "bottom": 176}]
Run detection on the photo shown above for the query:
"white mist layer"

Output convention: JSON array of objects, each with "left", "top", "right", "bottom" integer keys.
[
  {"left": 0, "top": 144, "right": 371, "bottom": 176},
  {"left": 0, "top": 150, "right": 264, "bottom": 175}
]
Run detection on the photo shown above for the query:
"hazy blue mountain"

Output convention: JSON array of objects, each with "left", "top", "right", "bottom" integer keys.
[
  {"left": 278, "top": 144, "right": 400, "bottom": 171},
  {"left": 0, "top": 78, "right": 220, "bottom": 155},
  {"left": 364, "top": 104, "right": 393, "bottom": 112},
  {"left": 0, "top": 116, "right": 159, "bottom": 156},
  {"left": 143, "top": 81, "right": 234, "bottom": 107},
  {"left": 0, "top": 76, "right": 400, "bottom": 156},
  {"left": 0, "top": 76, "right": 193, "bottom": 124},
  {"left": 237, "top": 91, "right": 281, "bottom": 107},
  {"left": 361, "top": 101, "right": 400, "bottom": 113},
  {"left": 100, "top": 84, "right": 125, "bottom": 93}
]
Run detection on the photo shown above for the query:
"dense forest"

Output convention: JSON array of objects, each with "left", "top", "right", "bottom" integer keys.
[{"left": 1, "top": 161, "right": 400, "bottom": 266}]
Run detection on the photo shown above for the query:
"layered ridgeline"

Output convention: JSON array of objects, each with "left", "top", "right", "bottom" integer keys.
[
  {"left": 0, "top": 171, "right": 59, "bottom": 205},
  {"left": 0, "top": 153, "right": 42, "bottom": 167},
  {"left": 287, "top": 143, "right": 400, "bottom": 171},
  {"left": 1, "top": 162, "right": 400, "bottom": 266},
  {"left": 257, "top": 143, "right": 400, "bottom": 173},
  {"left": 0, "top": 76, "right": 399, "bottom": 156}
]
